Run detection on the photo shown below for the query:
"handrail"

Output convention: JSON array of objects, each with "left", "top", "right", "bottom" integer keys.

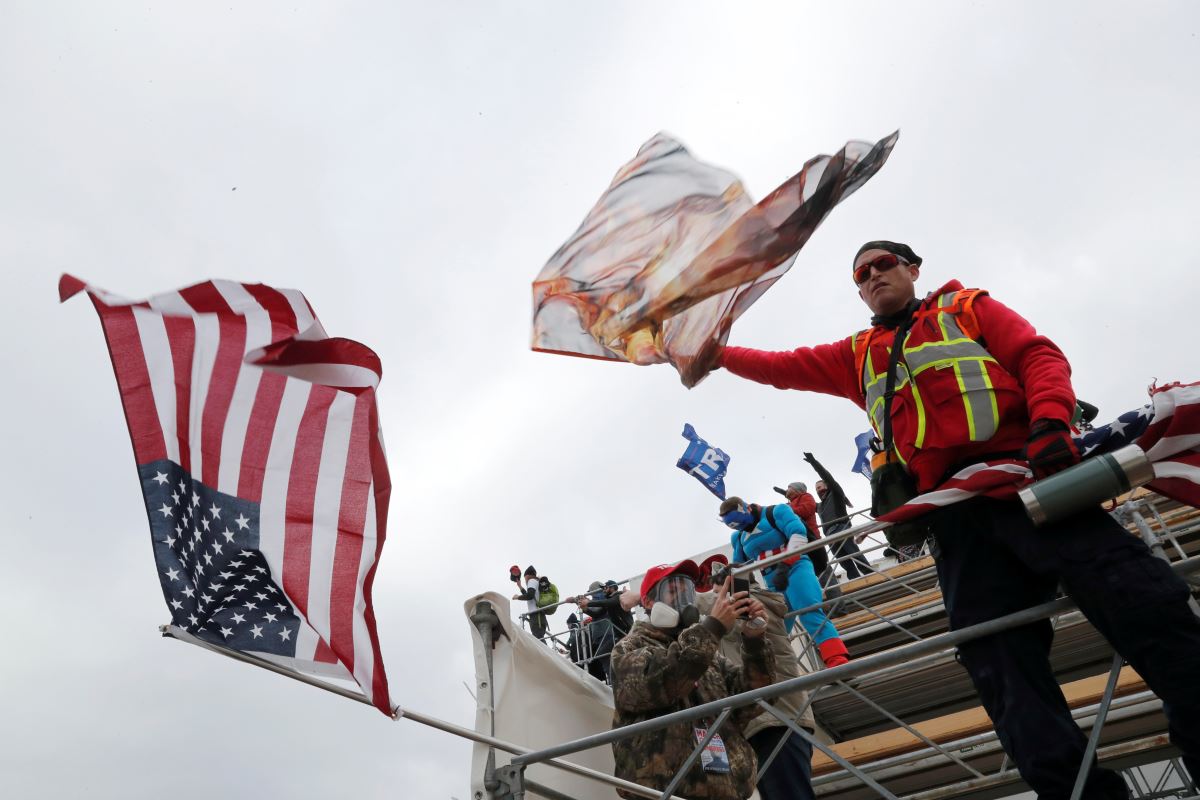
[{"left": 509, "top": 554, "right": 1200, "bottom": 769}]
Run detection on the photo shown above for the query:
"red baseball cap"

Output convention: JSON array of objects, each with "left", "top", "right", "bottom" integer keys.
[
  {"left": 695, "top": 554, "right": 729, "bottom": 593},
  {"left": 640, "top": 559, "right": 701, "bottom": 599}
]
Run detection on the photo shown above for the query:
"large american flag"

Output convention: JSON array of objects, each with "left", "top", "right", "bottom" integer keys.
[
  {"left": 878, "top": 381, "right": 1200, "bottom": 524},
  {"left": 61, "top": 274, "right": 393, "bottom": 715}
]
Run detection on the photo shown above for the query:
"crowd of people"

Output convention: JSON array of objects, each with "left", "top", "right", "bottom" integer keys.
[
  {"left": 509, "top": 239, "right": 1200, "bottom": 800},
  {"left": 510, "top": 455, "right": 875, "bottom": 686},
  {"left": 506, "top": 464, "right": 868, "bottom": 799}
]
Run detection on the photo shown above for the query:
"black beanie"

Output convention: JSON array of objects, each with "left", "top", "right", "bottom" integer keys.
[
  {"left": 855, "top": 240, "right": 922, "bottom": 267},
  {"left": 524, "top": 565, "right": 537, "bottom": 577}
]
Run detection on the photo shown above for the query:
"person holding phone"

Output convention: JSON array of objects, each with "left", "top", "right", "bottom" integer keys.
[
  {"left": 696, "top": 566, "right": 819, "bottom": 800},
  {"left": 610, "top": 560, "right": 774, "bottom": 800},
  {"left": 720, "top": 496, "right": 849, "bottom": 669}
]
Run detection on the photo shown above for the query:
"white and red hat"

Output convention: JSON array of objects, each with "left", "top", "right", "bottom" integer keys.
[{"left": 640, "top": 559, "right": 701, "bottom": 600}]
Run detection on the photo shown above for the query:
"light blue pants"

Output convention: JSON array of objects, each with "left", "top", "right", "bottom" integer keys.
[{"left": 775, "top": 557, "right": 839, "bottom": 644}]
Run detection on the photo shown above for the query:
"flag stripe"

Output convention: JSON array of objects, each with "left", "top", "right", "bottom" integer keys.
[
  {"left": 313, "top": 638, "right": 338, "bottom": 664},
  {"left": 329, "top": 392, "right": 373, "bottom": 671},
  {"left": 161, "top": 314, "right": 197, "bottom": 474},
  {"left": 244, "top": 283, "right": 299, "bottom": 341},
  {"left": 188, "top": 312, "right": 219, "bottom": 483},
  {"left": 237, "top": 373, "right": 286, "bottom": 502},
  {"left": 363, "top": 397, "right": 392, "bottom": 708},
  {"left": 92, "top": 303, "right": 168, "bottom": 463},
  {"left": 258, "top": 379, "right": 312, "bottom": 592},
  {"left": 180, "top": 284, "right": 247, "bottom": 489},
  {"left": 352, "top": 480, "right": 379, "bottom": 700},
  {"left": 305, "top": 390, "right": 357, "bottom": 666},
  {"left": 212, "top": 282, "right": 271, "bottom": 496},
  {"left": 132, "top": 307, "right": 181, "bottom": 465},
  {"left": 235, "top": 284, "right": 303, "bottom": 502},
  {"left": 279, "top": 287, "right": 321, "bottom": 336},
  {"left": 282, "top": 387, "right": 337, "bottom": 619}
]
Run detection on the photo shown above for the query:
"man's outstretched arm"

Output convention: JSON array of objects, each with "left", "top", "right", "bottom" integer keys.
[{"left": 719, "top": 338, "right": 863, "bottom": 406}]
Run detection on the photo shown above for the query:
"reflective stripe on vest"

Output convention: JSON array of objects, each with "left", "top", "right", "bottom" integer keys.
[{"left": 859, "top": 289, "right": 999, "bottom": 447}]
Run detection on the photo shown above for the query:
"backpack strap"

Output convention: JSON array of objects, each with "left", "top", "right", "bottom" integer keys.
[
  {"left": 764, "top": 506, "right": 789, "bottom": 546},
  {"left": 953, "top": 288, "right": 988, "bottom": 341}
]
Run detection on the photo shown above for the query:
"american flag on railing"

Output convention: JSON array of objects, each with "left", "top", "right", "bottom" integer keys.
[
  {"left": 878, "top": 381, "right": 1200, "bottom": 524},
  {"left": 61, "top": 274, "right": 393, "bottom": 715}
]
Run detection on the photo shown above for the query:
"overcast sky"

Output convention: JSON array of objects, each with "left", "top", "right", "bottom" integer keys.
[{"left": 3, "top": 2, "right": 1199, "bottom": 798}]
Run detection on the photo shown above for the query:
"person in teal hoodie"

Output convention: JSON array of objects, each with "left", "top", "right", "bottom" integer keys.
[{"left": 719, "top": 497, "right": 849, "bottom": 668}]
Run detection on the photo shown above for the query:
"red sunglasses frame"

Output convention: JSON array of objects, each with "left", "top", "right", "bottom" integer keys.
[{"left": 853, "top": 253, "right": 907, "bottom": 285}]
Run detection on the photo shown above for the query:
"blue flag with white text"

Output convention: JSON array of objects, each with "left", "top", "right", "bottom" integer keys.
[
  {"left": 852, "top": 431, "right": 874, "bottom": 480},
  {"left": 677, "top": 424, "right": 730, "bottom": 499}
]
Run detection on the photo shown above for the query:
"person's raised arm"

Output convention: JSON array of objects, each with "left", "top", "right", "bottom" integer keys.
[
  {"left": 804, "top": 451, "right": 850, "bottom": 507},
  {"left": 719, "top": 338, "right": 863, "bottom": 405}
]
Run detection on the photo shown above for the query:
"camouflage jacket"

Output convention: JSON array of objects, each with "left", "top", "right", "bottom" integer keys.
[
  {"left": 695, "top": 587, "right": 815, "bottom": 739},
  {"left": 610, "top": 616, "right": 776, "bottom": 800}
]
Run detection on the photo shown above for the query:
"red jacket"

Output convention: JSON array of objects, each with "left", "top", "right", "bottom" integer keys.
[
  {"left": 788, "top": 492, "right": 821, "bottom": 538},
  {"left": 721, "top": 280, "right": 1076, "bottom": 492}
]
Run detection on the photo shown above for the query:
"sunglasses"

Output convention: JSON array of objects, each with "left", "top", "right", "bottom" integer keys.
[{"left": 853, "top": 253, "right": 907, "bottom": 286}]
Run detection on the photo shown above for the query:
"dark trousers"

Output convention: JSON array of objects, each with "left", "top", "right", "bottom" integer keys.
[
  {"left": 749, "top": 726, "right": 816, "bottom": 800},
  {"left": 831, "top": 535, "right": 875, "bottom": 579},
  {"left": 930, "top": 497, "right": 1200, "bottom": 799}
]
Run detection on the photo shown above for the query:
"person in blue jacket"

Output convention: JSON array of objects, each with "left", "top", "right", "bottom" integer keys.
[{"left": 719, "top": 496, "right": 850, "bottom": 668}]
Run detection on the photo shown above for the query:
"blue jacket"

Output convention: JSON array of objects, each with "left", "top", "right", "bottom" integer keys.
[{"left": 730, "top": 504, "right": 810, "bottom": 574}]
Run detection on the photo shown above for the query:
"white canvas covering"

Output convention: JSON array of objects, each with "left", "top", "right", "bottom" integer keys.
[{"left": 466, "top": 592, "right": 617, "bottom": 799}]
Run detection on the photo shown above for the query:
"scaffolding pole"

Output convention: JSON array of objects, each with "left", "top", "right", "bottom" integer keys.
[{"left": 506, "top": 555, "right": 1200, "bottom": 797}]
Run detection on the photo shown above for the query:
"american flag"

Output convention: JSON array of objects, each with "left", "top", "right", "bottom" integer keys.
[
  {"left": 878, "top": 381, "right": 1200, "bottom": 524},
  {"left": 61, "top": 274, "right": 393, "bottom": 715}
]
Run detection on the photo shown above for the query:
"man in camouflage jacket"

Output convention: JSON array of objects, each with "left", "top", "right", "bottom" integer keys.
[
  {"left": 697, "top": 583, "right": 817, "bottom": 800},
  {"left": 611, "top": 561, "right": 776, "bottom": 800}
]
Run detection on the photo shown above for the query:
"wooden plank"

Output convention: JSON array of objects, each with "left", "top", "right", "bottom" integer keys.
[
  {"left": 839, "top": 555, "right": 935, "bottom": 594},
  {"left": 835, "top": 588, "right": 942, "bottom": 631},
  {"left": 811, "top": 666, "right": 1146, "bottom": 775}
]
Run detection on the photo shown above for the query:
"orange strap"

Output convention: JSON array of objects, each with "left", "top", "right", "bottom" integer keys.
[{"left": 853, "top": 328, "right": 875, "bottom": 405}]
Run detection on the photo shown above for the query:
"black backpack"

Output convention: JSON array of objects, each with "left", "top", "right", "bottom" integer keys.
[{"left": 764, "top": 505, "right": 830, "bottom": 576}]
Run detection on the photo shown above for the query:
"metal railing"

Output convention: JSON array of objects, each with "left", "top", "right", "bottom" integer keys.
[{"left": 488, "top": 507, "right": 1200, "bottom": 800}]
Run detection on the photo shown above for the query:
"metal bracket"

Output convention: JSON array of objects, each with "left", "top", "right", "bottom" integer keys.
[{"left": 492, "top": 764, "right": 527, "bottom": 800}]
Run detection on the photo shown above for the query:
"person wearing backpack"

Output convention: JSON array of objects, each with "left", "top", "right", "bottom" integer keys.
[
  {"left": 512, "top": 565, "right": 558, "bottom": 641},
  {"left": 719, "top": 496, "right": 848, "bottom": 668}
]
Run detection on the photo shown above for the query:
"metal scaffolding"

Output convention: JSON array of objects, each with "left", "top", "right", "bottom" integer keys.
[{"left": 482, "top": 491, "right": 1199, "bottom": 800}]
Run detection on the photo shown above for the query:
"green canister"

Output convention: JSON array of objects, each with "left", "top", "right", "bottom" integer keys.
[{"left": 1018, "top": 444, "right": 1155, "bottom": 526}]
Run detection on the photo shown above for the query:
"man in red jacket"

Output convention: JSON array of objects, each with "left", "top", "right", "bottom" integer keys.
[{"left": 718, "top": 240, "right": 1200, "bottom": 798}]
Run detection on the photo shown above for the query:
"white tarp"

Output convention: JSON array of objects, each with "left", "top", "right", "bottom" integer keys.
[{"left": 466, "top": 592, "right": 617, "bottom": 799}]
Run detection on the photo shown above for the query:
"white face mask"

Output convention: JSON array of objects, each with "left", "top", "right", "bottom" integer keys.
[{"left": 649, "top": 601, "right": 680, "bottom": 628}]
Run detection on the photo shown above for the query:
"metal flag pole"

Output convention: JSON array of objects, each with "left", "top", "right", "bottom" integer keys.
[{"left": 158, "top": 625, "right": 684, "bottom": 800}]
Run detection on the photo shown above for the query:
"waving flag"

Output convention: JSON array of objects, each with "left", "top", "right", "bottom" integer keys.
[
  {"left": 877, "top": 381, "right": 1200, "bottom": 524},
  {"left": 676, "top": 423, "right": 730, "bottom": 499},
  {"left": 852, "top": 431, "right": 874, "bottom": 480},
  {"left": 60, "top": 274, "right": 393, "bottom": 715},
  {"left": 532, "top": 132, "right": 899, "bottom": 387}
]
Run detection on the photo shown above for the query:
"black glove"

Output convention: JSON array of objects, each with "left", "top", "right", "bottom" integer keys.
[
  {"left": 1022, "top": 418, "right": 1080, "bottom": 480},
  {"left": 769, "top": 568, "right": 790, "bottom": 592},
  {"left": 802, "top": 451, "right": 816, "bottom": 465}
]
